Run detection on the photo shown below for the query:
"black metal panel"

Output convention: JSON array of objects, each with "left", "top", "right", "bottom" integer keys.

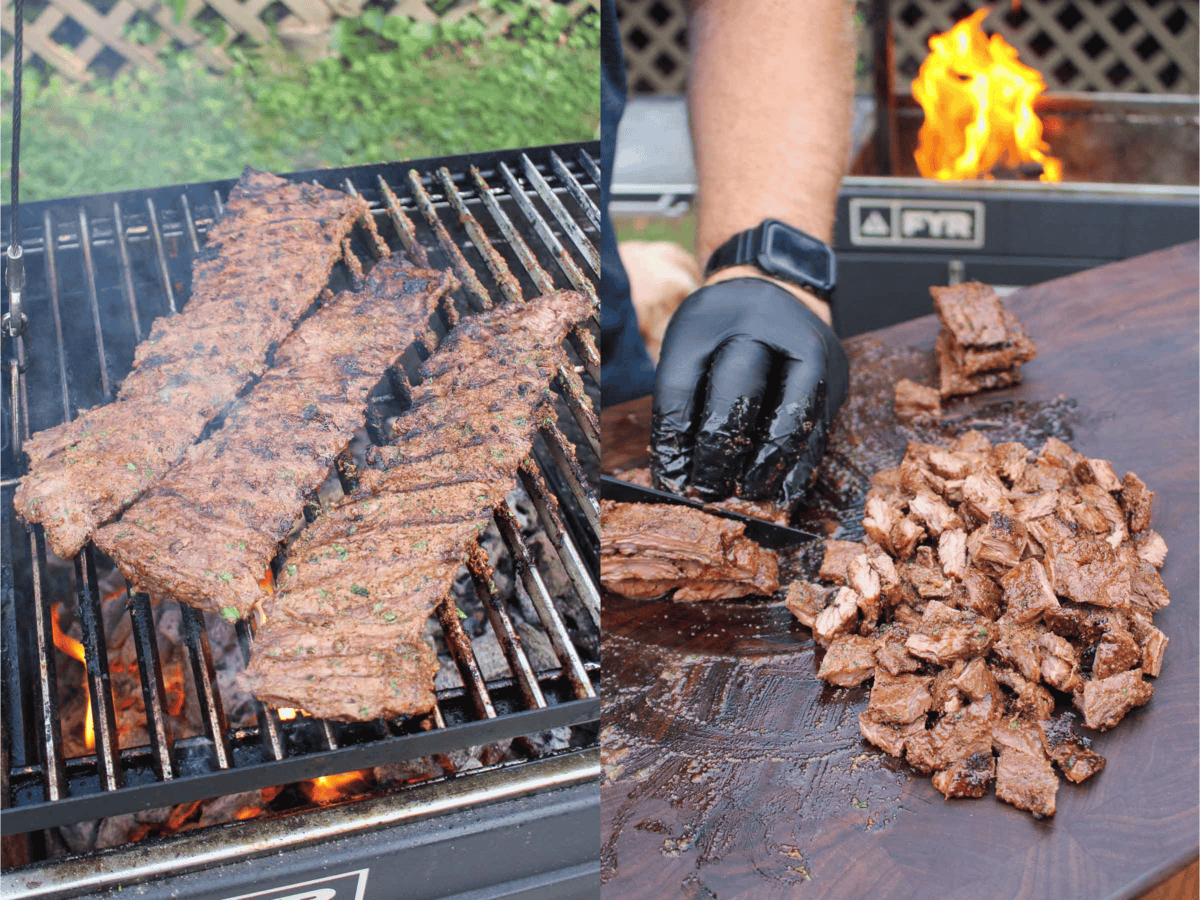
[
  {"left": 47, "top": 778, "right": 599, "bottom": 900},
  {"left": 833, "top": 180, "right": 1199, "bottom": 336}
]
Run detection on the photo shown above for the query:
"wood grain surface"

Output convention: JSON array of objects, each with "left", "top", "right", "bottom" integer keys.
[{"left": 600, "top": 242, "right": 1199, "bottom": 900}]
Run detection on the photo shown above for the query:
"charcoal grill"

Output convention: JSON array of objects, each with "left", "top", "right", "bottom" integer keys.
[{"left": 0, "top": 141, "right": 601, "bottom": 900}]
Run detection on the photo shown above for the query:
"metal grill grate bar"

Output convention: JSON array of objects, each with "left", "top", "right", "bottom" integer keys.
[
  {"left": 180, "top": 604, "right": 232, "bottom": 770},
  {"left": 436, "top": 597, "right": 497, "bottom": 721},
  {"left": 576, "top": 147, "right": 601, "bottom": 188},
  {"left": 494, "top": 504, "right": 594, "bottom": 701},
  {"left": 408, "top": 171, "right": 492, "bottom": 312},
  {"left": 521, "top": 154, "right": 599, "bottom": 275},
  {"left": 518, "top": 466, "right": 599, "bottom": 628},
  {"left": 235, "top": 622, "right": 286, "bottom": 762},
  {"left": 467, "top": 547, "right": 546, "bottom": 711},
  {"left": 128, "top": 591, "right": 176, "bottom": 781},
  {"left": 551, "top": 151, "right": 601, "bottom": 231},
  {"left": 112, "top": 203, "right": 143, "bottom": 342},
  {"left": 41, "top": 211, "right": 71, "bottom": 425},
  {"left": 75, "top": 547, "right": 124, "bottom": 790},
  {"left": 179, "top": 194, "right": 201, "bottom": 255},
  {"left": 29, "top": 527, "right": 67, "bottom": 801},
  {"left": 497, "top": 162, "right": 597, "bottom": 302},
  {"left": 144, "top": 197, "right": 177, "bottom": 315},
  {"left": 378, "top": 176, "right": 432, "bottom": 270},
  {"left": 539, "top": 423, "right": 600, "bottom": 535},
  {"left": 78, "top": 210, "right": 112, "bottom": 400}
]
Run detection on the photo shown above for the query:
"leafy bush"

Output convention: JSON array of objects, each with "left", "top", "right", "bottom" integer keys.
[{"left": 2, "top": 0, "right": 599, "bottom": 200}]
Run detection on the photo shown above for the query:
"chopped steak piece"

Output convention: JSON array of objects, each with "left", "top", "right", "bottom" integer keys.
[
  {"left": 909, "top": 491, "right": 962, "bottom": 537},
  {"left": 891, "top": 517, "right": 926, "bottom": 560},
  {"left": 1119, "top": 472, "right": 1154, "bottom": 534},
  {"left": 992, "top": 713, "right": 1044, "bottom": 757},
  {"left": 958, "top": 567, "right": 1002, "bottom": 619},
  {"left": 906, "top": 692, "right": 997, "bottom": 773},
  {"left": 819, "top": 540, "right": 865, "bottom": 586},
  {"left": 906, "top": 600, "right": 993, "bottom": 665},
  {"left": 858, "top": 711, "right": 925, "bottom": 757},
  {"left": 906, "top": 546, "right": 953, "bottom": 598},
  {"left": 893, "top": 378, "right": 941, "bottom": 419},
  {"left": 970, "top": 512, "right": 1027, "bottom": 569},
  {"left": 784, "top": 582, "right": 827, "bottom": 629},
  {"left": 817, "top": 634, "right": 876, "bottom": 687},
  {"left": 931, "top": 282, "right": 1010, "bottom": 348},
  {"left": 999, "top": 559, "right": 1058, "bottom": 625},
  {"left": 601, "top": 502, "right": 778, "bottom": 602},
  {"left": 1076, "top": 484, "right": 1125, "bottom": 532},
  {"left": 961, "top": 473, "right": 1016, "bottom": 522},
  {"left": 240, "top": 289, "right": 593, "bottom": 721},
  {"left": 874, "top": 626, "right": 922, "bottom": 675},
  {"left": 1092, "top": 628, "right": 1141, "bottom": 679},
  {"left": 1013, "top": 491, "right": 1060, "bottom": 522},
  {"left": 995, "top": 747, "right": 1058, "bottom": 818},
  {"left": 937, "top": 529, "right": 968, "bottom": 580},
  {"left": 1036, "top": 632, "right": 1081, "bottom": 692},
  {"left": 96, "top": 261, "right": 455, "bottom": 618},
  {"left": 868, "top": 673, "right": 933, "bottom": 724},
  {"left": 992, "top": 621, "right": 1043, "bottom": 683},
  {"left": 949, "top": 657, "right": 998, "bottom": 702},
  {"left": 16, "top": 169, "right": 369, "bottom": 558},
  {"left": 988, "top": 442, "right": 1029, "bottom": 485},
  {"left": 1075, "top": 669, "right": 1153, "bottom": 731},
  {"left": 1140, "top": 626, "right": 1169, "bottom": 677},
  {"left": 931, "top": 283, "right": 1036, "bottom": 399},
  {"left": 848, "top": 554, "right": 882, "bottom": 626},
  {"left": 1133, "top": 530, "right": 1169, "bottom": 568},
  {"left": 932, "top": 753, "right": 996, "bottom": 799},
  {"left": 863, "top": 496, "right": 902, "bottom": 554},
  {"left": 813, "top": 587, "right": 860, "bottom": 646},
  {"left": 1039, "top": 712, "right": 1106, "bottom": 784}
]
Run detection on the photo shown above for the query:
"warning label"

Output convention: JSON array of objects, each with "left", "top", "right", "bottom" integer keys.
[
  {"left": 222, "top": 870, "right": 369, "bottom": 900},
  {"left": 849, "top": 199, "right": 985, "bottom": 249}
]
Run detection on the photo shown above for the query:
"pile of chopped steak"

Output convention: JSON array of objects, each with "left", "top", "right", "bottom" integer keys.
[
  {"left": 933, "top": 282, "right": 1037, "bottom": 398},
  {"left": 786, "top": 431, "right": 1168, "bottom": 817},
  {"left": 16, "top": 168, "right": 369, "bottom": 559},
  {"left": 600, "top": 501, "right": 779, "bottom": 602},
  {"left": 95, "top": 259, "right": 457, "bottom": 621},
  {"left": 239, "top": 289, "right": 593, "bottom": 722}
]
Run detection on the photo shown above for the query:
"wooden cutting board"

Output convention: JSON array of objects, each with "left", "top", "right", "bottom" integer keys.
[{"left": 600, "top": 242, "right": 1199, "bottom": 900}]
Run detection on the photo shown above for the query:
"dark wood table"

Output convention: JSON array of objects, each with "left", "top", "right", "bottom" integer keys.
[{"left": 600, "top": 243, "right": 1199, "bottom": 900}]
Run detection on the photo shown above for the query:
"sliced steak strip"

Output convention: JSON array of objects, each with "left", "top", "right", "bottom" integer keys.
[
  {"left": 96, "top": 260, "right": 455, "bottom": 620},
  {"left": 17, "top": 169, "right": 369, "bottom": 558},
  {"left": 240, "top": 290, "right": 593, "bottom": 721}
]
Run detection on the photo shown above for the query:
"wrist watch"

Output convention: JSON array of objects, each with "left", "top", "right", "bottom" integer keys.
[{"left": 704, "top": 218, "right": 837, "bottom": 303}]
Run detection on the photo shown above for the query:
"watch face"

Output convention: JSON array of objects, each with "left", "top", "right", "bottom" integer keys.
[{"left": 761, "top": 222, "right": 834, "bottom": 289}]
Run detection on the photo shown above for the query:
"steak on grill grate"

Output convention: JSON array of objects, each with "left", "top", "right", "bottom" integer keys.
[
  {"left": 15, "top": 169, "right": 369, "bottom": 559},
  {"left": 240, "top": 289, "right": 594, "bottom": 721},
  {"left": 94, "top": 258, "right": 457, "bottom": 621}
]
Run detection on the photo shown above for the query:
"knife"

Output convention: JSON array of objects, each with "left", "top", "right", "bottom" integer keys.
[{"left": 600, "top": 474, "right": 820, "bottom": 549}]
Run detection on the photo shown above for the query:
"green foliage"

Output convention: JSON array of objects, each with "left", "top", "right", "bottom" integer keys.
[{"left": 2, "top": 1, "right": 599, "bottom": 201}]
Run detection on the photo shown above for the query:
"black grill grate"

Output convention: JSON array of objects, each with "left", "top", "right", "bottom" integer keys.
[{"left": 0, "top": 142, "right": 601, "bottom": 838}]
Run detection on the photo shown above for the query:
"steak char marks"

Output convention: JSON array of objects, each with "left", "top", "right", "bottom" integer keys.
[
  {"left": 95, "top": 259, "right": 456, "bottom": 620},
  {"left": 16, "top": 169, "right": 369, "bottom": 558},
  {"left": 240, "top": 290, "right": 593, "bottom": 721}
]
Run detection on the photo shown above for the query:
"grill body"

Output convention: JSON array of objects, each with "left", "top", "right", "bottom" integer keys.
[{"left": 1, "top": 142, "right": 601, "bottom": 899}]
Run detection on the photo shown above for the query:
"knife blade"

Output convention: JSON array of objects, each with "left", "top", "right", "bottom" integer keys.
[{"left": 600, "top": 474, "right": 820, "bottom": 549}]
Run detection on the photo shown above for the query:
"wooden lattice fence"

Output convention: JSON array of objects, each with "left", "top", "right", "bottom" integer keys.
[
  {"left": 1, "top": 0, "right": 598, "bottom": 82},
  {"left": 616, "top": 0, "right": 1198, "bottom": 95}
]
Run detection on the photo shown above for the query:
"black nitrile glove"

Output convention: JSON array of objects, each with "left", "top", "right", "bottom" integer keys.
[{"left": 650, "top": 277, "right": 849, "bottom": 509}]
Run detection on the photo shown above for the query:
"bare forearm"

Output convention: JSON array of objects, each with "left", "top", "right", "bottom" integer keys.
[{"left": 687, "top": 0, "right": 855, "bottom": 277}]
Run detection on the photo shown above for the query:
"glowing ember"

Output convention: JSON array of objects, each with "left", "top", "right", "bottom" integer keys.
[
  {"left": 51, "top": 605, "right": 94, "bottom": 751},
  {"left": 277, "top": 707, "right": 299, "bottom": 720},
  {"left": 305, "top": 771, "right": 369, "bottom": 804},
  {"left": 912, "top": 8, "right": 1061, "bottom": 182}
]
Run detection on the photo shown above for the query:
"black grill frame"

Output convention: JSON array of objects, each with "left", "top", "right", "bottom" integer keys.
[{"left": 0, "top": 141, "right": 602, "bottom": 839}]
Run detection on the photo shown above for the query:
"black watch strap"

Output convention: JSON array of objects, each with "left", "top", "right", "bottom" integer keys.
[{"left": 704, "top": 219, "right": 836, "bottom": 303}]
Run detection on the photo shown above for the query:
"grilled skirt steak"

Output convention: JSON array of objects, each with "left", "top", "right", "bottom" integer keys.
[
  {"left": 15, "top": 169, "right": 368, "bottom": 558},
  {"left": 239, "top": 289, "right": 594, "bottom": 721},
  {"left": 94, "top": 259, "right": 456, "bottom": 620},
  {"left": 600, "top": 500, "right": 779, "bottom": 601}
]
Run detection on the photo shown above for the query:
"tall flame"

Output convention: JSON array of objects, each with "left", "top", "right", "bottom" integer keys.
[
  {"left": 51, "top": 605, "right": 94, "bottom": 751},
  {"left": 913, "top": 8, "right": 1061, "bottom": 182}
]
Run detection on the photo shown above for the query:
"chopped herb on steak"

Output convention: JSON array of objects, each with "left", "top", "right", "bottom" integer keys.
[
  {"left": 95, "top": 259, "right": 455, "bottom": 619},
  {"left": 16, "top": 169, "right": 368, "bottom": 558}
]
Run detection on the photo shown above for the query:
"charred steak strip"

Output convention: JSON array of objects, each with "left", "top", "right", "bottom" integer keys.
[
  {"left": 239, "top": 290, "right": 593, "bottom": 721},
  {"left": 16, "top": 169, "right": 369, "bottom": 558},
  {"left": 95, "top": 259, "right": 456, "bottom": 620},
  {"left": 600, "top": 500, "right": 779, "bottom": 602}
]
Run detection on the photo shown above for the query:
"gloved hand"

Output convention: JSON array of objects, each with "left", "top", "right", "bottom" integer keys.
[{"left": 649, "top": 277, "right": 849, "bottom": 509}]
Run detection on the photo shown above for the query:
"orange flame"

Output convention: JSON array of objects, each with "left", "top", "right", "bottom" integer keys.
[
  {"left": 51, "top": 606, "right": 94, "bottom": 751},
  {"left": 305, "top": 771, "right": 368, "bottom": 804},
  {"left": 913, "top": 8, "right": 1061, "bottom": 182},
  {"left": 277, "top": 707, "right": 299, "bottom": 720}
]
